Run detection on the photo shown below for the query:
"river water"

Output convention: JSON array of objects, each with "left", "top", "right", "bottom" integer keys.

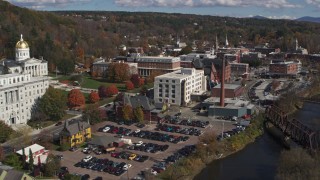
[{"left": 195, "top": 102, "right": 320, "bottom": 180}]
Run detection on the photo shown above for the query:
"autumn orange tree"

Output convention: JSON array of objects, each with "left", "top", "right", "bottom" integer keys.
[
  {"left": 88, "top": 91, "right": 100, "bottom": 103},
  {"left": 131, "top": 74, "right": 140, "bottom": 88},
  {"left": 122, "top": 104, "right": 133, "bottom": 121},
  {"left": 106, "top": 85, "right": 119, "bottom": 97},
  {"left": 67, "top": 89, "right": 85, "bottom": 108},
  {"left": 125, "top": 81, "right": 134, "bottom": 90},
  {"left": 107, "top": 62, "right": 130, "bottom": 82}
]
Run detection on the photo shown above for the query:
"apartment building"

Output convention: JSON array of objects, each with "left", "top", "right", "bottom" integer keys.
[{"left": 154, "top": 68, "right": 206, "bottom": 106}]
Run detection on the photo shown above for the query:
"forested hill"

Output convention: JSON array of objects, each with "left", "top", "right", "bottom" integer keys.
[{"left": 1, "top": 0, "right": 320, "bottom": 72}]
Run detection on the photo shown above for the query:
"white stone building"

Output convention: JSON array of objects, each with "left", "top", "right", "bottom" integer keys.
[
  {"left": 154, "top": 68, "right": 207, "bottom": 106},
  {"left": 0, "top": 35, "right": 49, "bottom": 125}
]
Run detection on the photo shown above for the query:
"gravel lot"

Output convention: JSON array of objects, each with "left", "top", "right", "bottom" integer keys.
[{"left": 52, "top": 105, "right": 236, "bottom": 180}]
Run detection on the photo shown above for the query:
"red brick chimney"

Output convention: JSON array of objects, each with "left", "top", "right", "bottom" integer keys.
[{"left": 220, "top": 58, "right": 225, "bottom": 107}]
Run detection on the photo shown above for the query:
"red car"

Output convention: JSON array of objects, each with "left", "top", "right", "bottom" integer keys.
[{"left": 111, "top": 152, "right": 119, "bottom": 157}]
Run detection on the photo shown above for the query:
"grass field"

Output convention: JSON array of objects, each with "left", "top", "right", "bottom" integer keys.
[{"left": 53, "top": 74, "right": 154, "bottom": 92}]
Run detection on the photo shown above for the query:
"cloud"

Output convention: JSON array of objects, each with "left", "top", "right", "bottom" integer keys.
[
  {"left": 306, "top": 0, "right": 320, "bottom": 8},
  {"left": 267, "top": 15, "right": 296, "bottom": 19},
  {"left": 115, "top": 0, "right": 301, "bottom": 8},
  {"left": 6, "top": 0, "right": 92, "bottom": 9}
]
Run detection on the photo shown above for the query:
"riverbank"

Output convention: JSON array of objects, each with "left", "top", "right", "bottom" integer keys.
[{"left": 158, "top": 113, "right": 265, "bottom": 180}]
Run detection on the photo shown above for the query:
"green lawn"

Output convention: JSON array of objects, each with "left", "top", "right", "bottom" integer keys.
[
  {"left": 27, "top": 114, "right": 77, "bottom": 129},
  {"left": 53, "top": 74, "right": 154, "bottom": 92}
]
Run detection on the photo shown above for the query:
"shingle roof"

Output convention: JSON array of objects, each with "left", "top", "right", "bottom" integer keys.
[
  {"left": 130, "top": 95, "right": 155, "bottom": 110},
  {"left": 4, "top": 170, "right": 24, "bottom": 180},
  {"left": 88, "top": 135, "right": 118, "bottom": 147},
  {"left": 60, "top": 120, "right": 90, "bottom": 136}
]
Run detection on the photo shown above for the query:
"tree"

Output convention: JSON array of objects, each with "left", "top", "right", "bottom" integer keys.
[
  {"left": 0, "top": 146, "right": 4, "bottom": 162},
  {"left": 179, "top": 45, "right": 193, "bottom": 55},
  {"left": 67, "top": 89, "right": 85, "bottom": 108},
  {"left": 134, "top": 107, "right": 144, "bottom": 123},
  {"left": 0, "top": 121, "right": 14, "bottom": 143},
  {"left": 57, "top": 59, "right": 75, "bottom": 75},
  {"left": 140, "top": 86, "right": 148, "bottom": 96},
  {"left": 122, "top": 104, "right": 133, "bottom": 121},
  {"left": 28, "top": 148, "right": 34, "bottom": 171},
  {"left": 131, "top": 74, "right": 140, "bottom": 88},
  {"left": 43, "top": 154, "right": 61, "bottom": 177},
  {"left": 4, "top": 153, "right": 23, "bottom": 170},
  {"left": 82, "top": 104, "right": 106, "bottom": 125},
  {"left": 98, "top": 85, "right": 107, "bottom": 98},
  {"left": 64, "top": 174, "right": 81, "bottom": 180},
  {"left": 139, "top": 78, "right": 145, "bottom": 87},
  {"left": 38, "top": 87, "right": 66, "bottom": 121},
  {"left": 107, "top": 62, "right": 130, "bottom": 82},
  {"left": 277, "top": 148, "right": 320, "bottom": 179},
  {"left": 106, "top": 85, "right": 119, "bottom": 97},
  {"left": 125, "top": 81, "right": 134, "bottom": 90},
  {"left": 88, "top": 91, "right": 100, "bottom": 103}
]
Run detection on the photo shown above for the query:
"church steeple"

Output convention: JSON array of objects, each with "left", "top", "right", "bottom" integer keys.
[
  {"left": 295, "top": 38, "right": 298, "bottom": 50},
  {"left": 225, "top": 34, "right": 229, "bottom": 47}
]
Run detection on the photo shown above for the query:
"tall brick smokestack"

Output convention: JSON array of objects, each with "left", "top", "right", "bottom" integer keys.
[{"left": 220, "top": 58, "right": 225, "bottom": 107}]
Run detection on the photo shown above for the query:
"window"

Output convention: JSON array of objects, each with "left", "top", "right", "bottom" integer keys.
[
  {"left": 159, "top": 98, "right": 162, "bottom": 102},
  {"left": 172, "top": 95, "right": 175, "bottom": 98},
  {"left": 172, "top": 80, "right": 175, "bottom": 83},
  {"left": 172, "top": 85, "right": 175, "bottom": 88},
  {"left": 166, "top": 80, "right": 169, "bottom": 83},
  {"left": 172, "top": 100, "right": 175, "bottom": 103}
]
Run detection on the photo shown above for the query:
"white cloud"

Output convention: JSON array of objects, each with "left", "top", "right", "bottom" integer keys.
[
  {"left": 268, "top": 15, "right": 296, "bottom": 19},
  {"left": 306, "top": 0, "right": 320, "bottom": 8},
  {"left": 6, "top": 0, "right": 92, "bottom": 9},
  {"left": 115, "top": 0, "right": 301, "bottom": 8}
]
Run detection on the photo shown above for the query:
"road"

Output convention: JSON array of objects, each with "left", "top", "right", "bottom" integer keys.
[{"left": 1, "top": 114, "right": 81, "bottom": 155}]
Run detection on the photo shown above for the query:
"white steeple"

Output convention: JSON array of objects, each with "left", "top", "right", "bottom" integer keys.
[
  {"left": 225, "top": 34, "right": 229, "bottom": 47},
  {"left": 215, "top": 34, "right": 219, "bottom": 51},
  {"left": 295, "top": 38, "right": 298, "bottom": 51}
]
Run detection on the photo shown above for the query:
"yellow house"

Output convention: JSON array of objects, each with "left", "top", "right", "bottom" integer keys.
[
  {"left": 59, "top": 119, "right": 91, "bottom": 147},
  {"left": 0, "top": 169, "right": 34, "bottom": 180}
]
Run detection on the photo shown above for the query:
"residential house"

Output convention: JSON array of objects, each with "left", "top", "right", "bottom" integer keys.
[
  {"left": 0, "top": 169, "right": 33, "bottom": 180},
  {"left": 16, "top": 144, "right": 49, "bottom": 165},
  {"left": 59, "top": 120, "right": 91, "bottom": 147}
]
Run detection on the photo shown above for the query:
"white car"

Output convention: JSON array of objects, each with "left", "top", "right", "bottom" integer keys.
[
  {"left": 102, "top": 127, "right": 110, "bottom": 132},
  {"left": 151, "top": 169, "right": 158, "bottom": 175},
  {"left": 134, "top": 129, "right": 141, "bottom": 133},
  {"left": 136, "top": 141, "right": 143, "bottom": 146},
  {"left": 82, "top": 147, "right": 90, "bottom": 153},
  {"left": 83, "top": 155, "right": 93, "bottom": 162},
  {"left": 123, "top": 164, "right": 132, "bottom": 170}
]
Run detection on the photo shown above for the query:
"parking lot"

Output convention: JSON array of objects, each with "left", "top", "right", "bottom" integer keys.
[{"left": 52, "top": 105, "right": 236, "bottom": 179}]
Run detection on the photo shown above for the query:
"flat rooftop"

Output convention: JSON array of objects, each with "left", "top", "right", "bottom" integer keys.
[{"left": 213, "top": 84, "right": 241, "bottom": 90}]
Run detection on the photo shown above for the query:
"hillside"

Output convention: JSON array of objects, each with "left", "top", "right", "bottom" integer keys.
[
  {"left": 1, "top": 0, "right": 320, "bottom": 72},
  {"left": 296, "top": 16, "right": 320, "bottom": 24}
]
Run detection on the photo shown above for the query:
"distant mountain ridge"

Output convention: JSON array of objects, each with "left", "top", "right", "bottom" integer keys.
[{"left": 295, "top": 16, "right": 320, "bottom": 23}]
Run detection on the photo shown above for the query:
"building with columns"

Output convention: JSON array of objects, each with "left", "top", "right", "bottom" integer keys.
[
  {"left": 136, "top": 56, "right": 181, "bottom": 77},
  {"left": 0, "top": 35, "right": 49, "bottom": 125}
]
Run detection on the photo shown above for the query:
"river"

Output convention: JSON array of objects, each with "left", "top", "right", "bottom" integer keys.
[{"left": 195, "top": 102, "right": 320, "bottom": 180}]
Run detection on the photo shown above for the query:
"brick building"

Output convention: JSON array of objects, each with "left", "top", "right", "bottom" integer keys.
[
  {"left": 229, "top": 63, "right": 249, "bottom": 76},
  {"left": 212, "top": 84, "right": 244, "bottom": 98},
  {"left": 269, "top": 60, "right": 301, "bottom": 76}
]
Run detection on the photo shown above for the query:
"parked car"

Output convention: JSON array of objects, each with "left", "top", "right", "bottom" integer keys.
[
  {"left": 128, "top": 153, "right": 137, "bottom": 160},
  {"left": 82, "top": 147, "right": 91, "bottom": 154},
  {"left": 136, "top": 141, "right": 143, "bottom": 146},
  {"left": 55, "top": 122, "right": 62, "bottom": 126},
  {"left": 102, "top": 127, "right": 110, "bottom": 132},
  {"left": 69, "top": 146, "right": 78, "bottom": 152},
  {"left": 83, "top": 155, "right": 93, "bottom": 162},
  {"left": 123, "top": 164, "right": 132, "bottom": 170}
]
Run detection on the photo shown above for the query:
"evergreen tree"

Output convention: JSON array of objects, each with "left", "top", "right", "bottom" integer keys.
[{"left": 28, "top": 148, "right": 34, "bottom": 171}]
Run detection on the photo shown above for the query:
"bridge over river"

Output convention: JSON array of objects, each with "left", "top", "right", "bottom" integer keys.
[{"left": 265, "top": 105, "right": 320, "bottom": 152}]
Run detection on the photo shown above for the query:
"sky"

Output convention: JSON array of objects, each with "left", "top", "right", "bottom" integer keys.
[{"left": 5, "top": 0, "right": 320, "bottom": 19}]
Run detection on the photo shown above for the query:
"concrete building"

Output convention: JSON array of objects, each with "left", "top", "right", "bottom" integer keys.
[
  {"left": 0, "top": 35, "right": 49, "bottom": 125},
  {"left": 137, "top": 56, "right": 181, "bottom": 77},
  {"left": 212, "top": 84, "right": 244, "bottom": 98},
  {"left": 229, "top": 63, "right": 249, "bottom": 76},
  {"left": 91, "top": 58, "right": 138, "bottom": 77},
  {"left": 154, "top": 68, "right": 207, "bottom": 106},
  {"left": 202, "top": 97, "right": 255, "bottom": 117},
  {"left": 269, "top": 60, "right": 301, "bottom": 76}
]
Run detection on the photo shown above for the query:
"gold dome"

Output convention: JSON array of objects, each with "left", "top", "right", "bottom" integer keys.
[{"left": 16, "top": 34, "right": 29, "bottom": 49}]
